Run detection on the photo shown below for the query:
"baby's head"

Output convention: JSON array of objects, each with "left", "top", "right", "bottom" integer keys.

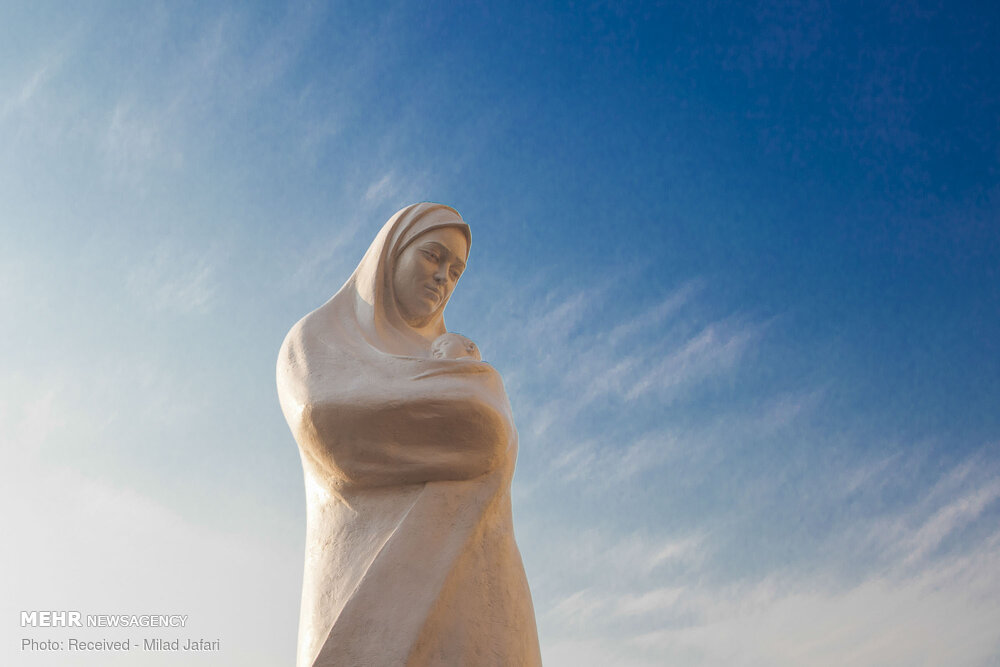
[{"left": 431, "top": 332, "right": 481, "bottom": 361}]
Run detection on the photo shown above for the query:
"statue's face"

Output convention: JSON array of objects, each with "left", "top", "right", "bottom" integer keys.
[{"left": 393, "top": 226, "right": 468, "bottom": 328}]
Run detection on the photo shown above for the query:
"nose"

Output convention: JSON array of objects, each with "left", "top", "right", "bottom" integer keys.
[{"left": 433, "top": 266, "right": 448, "bottom": 284}]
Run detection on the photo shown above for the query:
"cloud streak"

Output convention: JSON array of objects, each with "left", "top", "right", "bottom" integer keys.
[
  {"left": 485, "top": 266, "right": 1000, "bottom": 666},
  {"left": 126, "top": 242, "right": 219, "bottom": 315},
  {"left": 535, "top": 453, "right": 1000, "bottom": 667}
]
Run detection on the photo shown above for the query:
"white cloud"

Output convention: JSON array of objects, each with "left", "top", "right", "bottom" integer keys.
[
  {"left": 546, "top": 588, "right": 607, "bottom": 627},
  {"left": 1, "top": 61, "right": 55, "bottom": 120},
  {"left": 532, "top": 455, "right": 1000, "bottom": 667},
  {"left": 102, "top": 100, "right": 168, "bottom": 179},
  {"left": 1, "top": 465, "right": 301, "bottom": 667},
  {"left": 126, "top": 243, "right": 219, "bottom": 314},
  {"left": 648, "top": 535, "right": 706, "bottom": 570},
  {"left": 865, "top": 454, "right": 1000, "bottom": 568},
  {"left": 616, "top": 586, "right": 685, "bottom": 617},
  {"left": 364, "top": 171, "right": 397, "bottom": 205},
  {"left": 632, "top": 535, "right": 1000, "bottom": 666},
  {"left": 901, "top": 479, "right": 1000, "bottom": 565},
  {"left": 0, "top": 255, "right": 32, "bottom": 311},
  {"left": 0, "top": 385, "right": 64, "bottom": 458},
  {"left": 605, "top": 280, "right": 702, "bottom": 346},
  {"left": 1, "top": 385, "right": 301, "bottom": 667},
  {"left": 546, "top": 431, "right": 680, "bottom": 484},
  {"left": 520, "top": 282, "right": 760, "bottom": 411},
  {"left": 533, "top": 529, "right": 708, "bottom": 601},
  {"left": 624, "top": 317, "right": 759, "bottom": 402},
  {"left": 544, "top": 637, "right": 664, "bottom": 667},
  {"left": 840, "top": 452, "right": 900, "bottom": 495},
  {"left": 490, "top": 276, "right": 766, "bottom": 458},
  {"left": 541, "top": 388, "right": 818, "bottom": 486},
  {"left": 527, "top": 288, "right": 596, "bottom": 343},
  {"left": 285, "top": 213, "right": 366, "bottom": 294}
]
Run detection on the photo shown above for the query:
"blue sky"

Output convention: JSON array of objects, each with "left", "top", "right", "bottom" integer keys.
[{"left": 3, "top": 1, "right": 999, "bottom": 665}]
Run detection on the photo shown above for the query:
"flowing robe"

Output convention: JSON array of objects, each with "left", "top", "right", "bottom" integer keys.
[{"left": 277, "top": 203, "right": 542, "bottom": 667}]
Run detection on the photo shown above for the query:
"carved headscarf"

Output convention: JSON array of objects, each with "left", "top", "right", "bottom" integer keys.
[{"left": 344, "top": 202, "right": 470, "bottom": 355}]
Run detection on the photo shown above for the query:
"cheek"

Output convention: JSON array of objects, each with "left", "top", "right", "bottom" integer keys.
[
  {"left": 392, "top": 267, "right": 415, "bottom": 311},
  {"left": 394, "top": 256, "right": 420, "bottom": 292}
]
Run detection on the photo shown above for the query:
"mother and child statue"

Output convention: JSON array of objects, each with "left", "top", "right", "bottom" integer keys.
[{"left": 277, "top": 203, "right": 543, "bottom": 666}]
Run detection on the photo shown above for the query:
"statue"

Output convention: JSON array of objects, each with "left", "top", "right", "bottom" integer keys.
[{"left": 277, "top": 203, "right": 542, "bottom": 666}]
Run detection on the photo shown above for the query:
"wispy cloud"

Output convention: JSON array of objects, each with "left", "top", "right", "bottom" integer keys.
[
  {"left": 0, "top": 443, "right": 299, "bottom": 667},
  {"left": 621, "top": 315, "right": 760, "bottom": 402},
  {"left": 286, "top": 168, "right": 438, "bottom": 295},
  {"left": 547, "top": 430, "right": 683, "bottom": 484},
  {"left": 616, "top": 586, "right": 685, "bottom": 617},
  {"left": 359, "top": 167, "right": 431, "bottom": 213},
  {"left": 534, "top": 452, "right": 1000, "bottom": 667},
  {"left": 523, "top": 288, "right": 597, "bottom": 343},
  {"left": 285, "top": 212, "right": 368, "bottom": 294},
  {"left": 0, "top": 385, "right": 64, "bottom": 458},
  {"left": 605, "top": 280, "right": 702, "bottom": 346},
  {"left": 102, "top": 99, "right": 182, "bottom": 182},
  {"left": 501, "top": 272, "right": 999, "bottom": 667},
  {"left": 866, "top": 452, "right": 1000, "bottom": 568},
  {"left": 1, "top": 340, "right": 302, "bottom": 667},
  {"left": 364, "top": 171, "right": 397, "bottom": 205},
  {"left": 478, "top": 273, "right": 780, "bottom": 488},
  {"left": 488, "top": 276, "right": 760, "bottom": 419},
  {"left": 533, "top": 528, "right": 707, "bottom": 600},
  {"left": 1, "top": 60, "right": 57, "bottom": 121},
  {"left": 840, "top": 452, "right": 901, "bottom": 496},
  {"left": 899, "top": 478, "right": 1000, "bottom": 564},
  {"left": 630, "top": 531, "right": 1000, "bottom": 665},
  {"left": 0, "top": 256, "right": 30, "bottom": 310},
  {"left": 0, "top": 39, "right": 85, "bottom": 151},
  {"left": 126, "top": 242, "right": 219, "bottom": 314}
]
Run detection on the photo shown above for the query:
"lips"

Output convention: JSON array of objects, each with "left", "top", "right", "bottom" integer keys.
[{"left": 423, "top": 285, "right": 441, "bottom": 301}]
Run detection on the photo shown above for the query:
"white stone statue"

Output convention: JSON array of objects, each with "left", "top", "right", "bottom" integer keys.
[{"left": 277, "top": 203, "right": 542, "bottom": 666}]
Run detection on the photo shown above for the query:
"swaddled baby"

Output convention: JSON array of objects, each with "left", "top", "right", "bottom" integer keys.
[{"left": 431, "top": 332, "right": 481, "bottom": 361}]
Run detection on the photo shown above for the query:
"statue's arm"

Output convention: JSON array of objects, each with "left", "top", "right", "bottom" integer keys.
[{"left": 296, "top": 395, "right": 510, "bottom": 488}]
